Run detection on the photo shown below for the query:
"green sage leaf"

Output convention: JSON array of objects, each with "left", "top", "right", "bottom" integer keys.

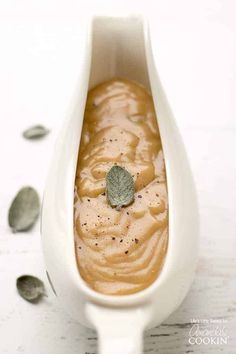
[
  {"left": 106, "top": 166, "right": 134, "bottom": 209},
  {"left": 16, "top": 275, "right": 45, "bottom": 302},
  {"left": 8, "top": 186, "right": 40, "bottom": 232},
  {"left": 22, "top": 125, "right": 50, "bottom": 140},
  {"left": 46, "top": 271, "right": 57, "bottom": 296}
]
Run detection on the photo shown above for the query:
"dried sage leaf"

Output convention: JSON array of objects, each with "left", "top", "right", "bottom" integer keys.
[
  {"left": 16, "top": 275, "right": 45, "bottom": 302},
  {"left": 8, "top": 186, "right": 40, "bottom": 232},
  {"left": 22, "top": 125, "right": 50, "bottom": 140},
  {"left": 106, "top": 166, "right": 134, "bottom": 209}
]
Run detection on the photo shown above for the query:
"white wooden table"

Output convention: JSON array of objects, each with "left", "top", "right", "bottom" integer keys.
[{"left": 0, "top": 1, "right": 235, "bottom": 353}]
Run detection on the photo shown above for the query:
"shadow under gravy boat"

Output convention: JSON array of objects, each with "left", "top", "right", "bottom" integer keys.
[{"left": 41, "top": 15, "right": 199, "bottom": 354}]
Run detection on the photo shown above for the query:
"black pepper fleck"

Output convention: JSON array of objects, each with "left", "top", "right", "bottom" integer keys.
[{"left": 125, "top": 250, "right": 129, "bottom": 254}]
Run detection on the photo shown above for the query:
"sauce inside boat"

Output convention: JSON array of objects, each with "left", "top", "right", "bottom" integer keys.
[{"left": 74, "top": 78, "right": 168, "bottom": 295}]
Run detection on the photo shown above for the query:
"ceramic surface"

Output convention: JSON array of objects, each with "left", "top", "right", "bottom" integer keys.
[{"left": 41, "top": 15, "right": 199, "bottom": 354}]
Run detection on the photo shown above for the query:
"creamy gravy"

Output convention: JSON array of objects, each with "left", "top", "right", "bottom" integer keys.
[{"left": 74, "top": 79, "right": 168, "bottom": 295}]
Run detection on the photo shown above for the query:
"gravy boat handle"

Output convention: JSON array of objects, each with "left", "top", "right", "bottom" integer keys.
[{"left": 86, "top": 303, "right": 151, "bottom": 354}]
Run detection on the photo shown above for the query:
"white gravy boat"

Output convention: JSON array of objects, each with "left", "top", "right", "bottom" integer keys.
[{"left": 41, "top": 15, "right": 199, "bottom": 354}]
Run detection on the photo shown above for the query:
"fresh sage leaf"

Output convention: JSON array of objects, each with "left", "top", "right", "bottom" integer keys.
[
  {"left": 22, "top": 125, "right": 50, "bottom": 140},
  {"left": 46, "top": 271, "right": 57, "bottom": 296},
  {"left": 16, "top": 275, "right": 45, "bottom": 302},
  {"left": 8, "top": 186, "right": 40, "bottom": 232},
  {"left": 106, "top": 166, "right": 134, "bottom": 209}
]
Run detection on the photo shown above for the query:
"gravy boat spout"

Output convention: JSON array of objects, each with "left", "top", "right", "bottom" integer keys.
[{"left": 41, "top": 15, "right": 199, "bottom": 354}]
